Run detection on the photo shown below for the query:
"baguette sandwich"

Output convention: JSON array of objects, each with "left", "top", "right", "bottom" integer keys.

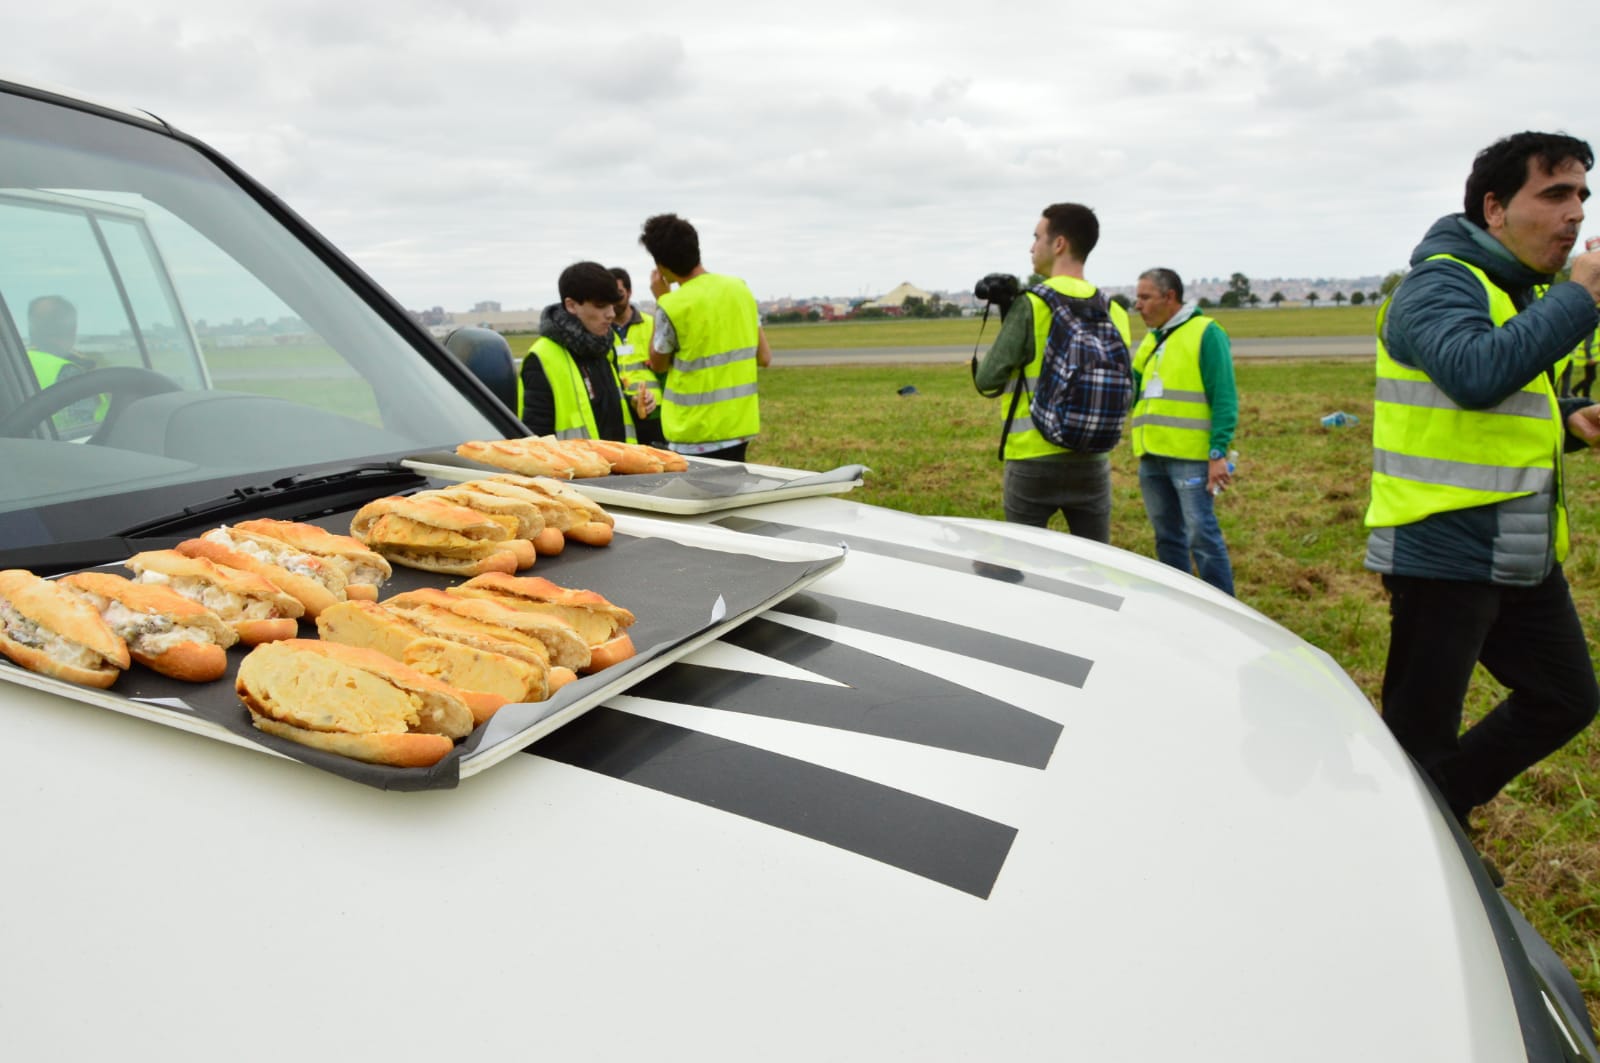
[
  {"left": 350, "top": 495, "right": 523, "bottom": 576},
  {"left": 0, "top": 569, "right": 130, "bottom": 688},
  {"left": 409, "top": 487, "right": 544, "bottom": 568},
  {"left": 384, "top": 586, "right": 590, "bottom": 672},
  {"left": 315, "top": 600, "right": 551, "bottom": 721},
  {"left": 401, "top": 637, "right": 548, "bottom": 723},
  {"left": 230, "top": 519, "right": 392, "bottom": 601},
  {"left": 456, "top": 436, "right": 607, "bottom": 479},
  {"left": 569, "top": 437, "right": 689, "bottom": 475},
  {"left": 475, "top": 474, "right": 615, "bottom": 547},
  {"left": 124, "top": 549, "right": 305, "bottom": 644},
  {"left": 177, "top": 526, "right": 349, "bottom": 619},
  {"left": 60, "top": 570, "right": 238, "bottom": 682},
  {"left": 450, "top": 572, "right": 636, "bottom": 672},
  {"left": 236, "top": 639, "right": 474, "bottom": 768}
]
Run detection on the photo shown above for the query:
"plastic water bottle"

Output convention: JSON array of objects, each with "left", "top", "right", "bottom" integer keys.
[
  {"left": 1320, "top": 411, "right": 1359, "bottom": 428},
  {"left": 1211, "top": 449, "right": 1238, "bottom": 496}
]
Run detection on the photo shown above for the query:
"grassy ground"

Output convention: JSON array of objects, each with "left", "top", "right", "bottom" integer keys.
[{"left": 751, "top": 357, "right": 1600, "bottom": 1024}]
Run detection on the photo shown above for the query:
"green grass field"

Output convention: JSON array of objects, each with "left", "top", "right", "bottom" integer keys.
[{"left": 750, "top": 356, "right": 1600, "bottom": 1024}]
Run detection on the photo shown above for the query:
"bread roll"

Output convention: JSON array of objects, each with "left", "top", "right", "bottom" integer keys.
[
  {"left": 402, "top": 637, "right": 548, "bottom": 723},
  {"left": 124, "top": 550, "right": 303, "bottom": 645},
  {"left": 450, "top": 573, "right": 636, "bottom": 671},
  {"left": 231, "top": 519, "right": 392, "bottom": 600},
  {"left": 60, "top": 570, "right": 236, "bottom": 682},
  {"left": 0, "top": 569, "right": 129, "bottom": 688},
  {"left": 236, "top": 639, "right": 475, "bottom": 768},
  {"left": 351, "top": 495, "right": 523, "bottom": 575},
  {"left": 314, "top": 599, "right": 429, "bottom": 662},
  {"left": 178, "top": 528, "right": 348, "bottom": 618},
  {"left": 385, "top": 587, "right": 589, "bottom": 672}
]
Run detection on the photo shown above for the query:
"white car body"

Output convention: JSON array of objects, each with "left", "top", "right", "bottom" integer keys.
[{"left": 0, "top": 75, "right": 1593, "bottom": 1061}]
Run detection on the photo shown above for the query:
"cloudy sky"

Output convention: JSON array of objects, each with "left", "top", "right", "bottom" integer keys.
[{"left": 8, "top": 0, "right": 1599, "bottom": 310}]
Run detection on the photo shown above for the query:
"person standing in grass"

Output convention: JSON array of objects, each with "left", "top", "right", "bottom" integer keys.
[
  {"left": 641, "top": 213, "right": 772, "bottom": 463},
  {"left": 1129, "top": 267, "right": 1237, "bottom": 595},
  {"left": 1365, "top": 131, "right": 1600, "bottom": 828},
  {"left": 520, "top": 261, "right": 640, "bottom": 443},
  {"left": 972, "top": 203, "right": 1130, "bottom": 541},
  {"left": 608, "top": 267, "right": 663, "bottom": 447}
]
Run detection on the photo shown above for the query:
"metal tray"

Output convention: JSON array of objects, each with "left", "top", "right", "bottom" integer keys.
[
  {"left": 0, "top": 512, "right": 845, "bottom": 790},
  {"left": 403, "top": 450, "right": 867, "bottom": 515}
]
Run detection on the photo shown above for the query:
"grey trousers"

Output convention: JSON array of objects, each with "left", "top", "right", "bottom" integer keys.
[{"left": 1002, "top": 455, "right": 1112, "bottom": 543}]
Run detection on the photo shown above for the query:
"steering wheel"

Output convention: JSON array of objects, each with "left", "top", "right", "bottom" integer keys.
[{"left": 0, "top": 366, "right": 181, "bottom": 440}]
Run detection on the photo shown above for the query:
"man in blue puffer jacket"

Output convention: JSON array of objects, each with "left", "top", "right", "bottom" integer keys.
[{"left": 1365, "top": 131, "right": 1600, "bottom": 827}]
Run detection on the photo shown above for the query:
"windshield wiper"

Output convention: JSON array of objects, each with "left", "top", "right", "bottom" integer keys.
[
  {"left": 114, "top": 462, "right": 424, "bottom": 537},
  {"left": 0, "top": 462, "right": 425, "bottom": 575}
]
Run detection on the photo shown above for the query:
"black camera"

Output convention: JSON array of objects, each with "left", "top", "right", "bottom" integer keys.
[{"left": 974, "top": 273, "right": 1020, "bottom": 305}]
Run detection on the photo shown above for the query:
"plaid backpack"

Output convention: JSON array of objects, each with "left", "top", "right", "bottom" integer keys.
[{"left": 1002, "top": 285, "right": 1132, "bottom": 456}]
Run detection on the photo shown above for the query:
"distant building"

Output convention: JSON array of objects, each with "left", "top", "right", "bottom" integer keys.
[
  {"left": 410, "top": 307, "right": 544, "bottom": 338},
  {"left": 858, "top": 281, "right": 936, "bottom": 311}
]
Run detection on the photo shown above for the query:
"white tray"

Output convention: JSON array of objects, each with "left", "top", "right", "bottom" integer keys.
[
  {"left": 403, "top": 452, "right": 867, "bottom": 515},
  {"left": 0, "top": 512, "right": 846, "bottom": 789}
]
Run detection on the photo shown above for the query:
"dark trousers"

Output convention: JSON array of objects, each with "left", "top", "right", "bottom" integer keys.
[
  {"left": 696, "top": 441, "right": 748, "bottom": 463},
  {"left": 1001, "top": 456, "right": 1111, "bottom": 543},
  {"left": 634, "top": 416, "right": 666, "bottom": 448},
  {"left": 1380, "top": 567, "right": 1598, "bottom": 822}
]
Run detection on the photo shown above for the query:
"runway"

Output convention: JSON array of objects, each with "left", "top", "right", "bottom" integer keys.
[{"left": 770, "top": 335, "right": 1371, "bottom": 366}]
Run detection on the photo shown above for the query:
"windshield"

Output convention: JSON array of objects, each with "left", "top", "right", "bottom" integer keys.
[{"left": 0, "top": 86, "right": 509, "bottom": 550}]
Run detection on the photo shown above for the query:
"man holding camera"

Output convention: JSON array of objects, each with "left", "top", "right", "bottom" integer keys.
[
  {"left": 1365, "top": 131, "right": 1600, "bottom": 828},
  {"left": 972, "top": 203, "right": 1130, "bottom": 541}
]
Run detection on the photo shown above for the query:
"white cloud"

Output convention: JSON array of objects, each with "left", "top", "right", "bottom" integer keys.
[{"left": 6, "top": 0, "right": 1600, "bottom": 308}]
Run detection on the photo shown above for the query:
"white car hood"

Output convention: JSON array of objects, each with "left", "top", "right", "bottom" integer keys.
[{"left": 1, "top": 496, "right": 1524, "bottom": 1061}]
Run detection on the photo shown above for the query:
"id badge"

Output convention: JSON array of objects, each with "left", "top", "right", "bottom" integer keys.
[
  {"left": 1143, "top": 373, "right": 1164, "bottom": 399},
  {"left": 617, "top": 343, "right": 634, "bottom": 356}
]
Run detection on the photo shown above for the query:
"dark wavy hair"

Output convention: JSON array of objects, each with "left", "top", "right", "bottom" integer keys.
[
  {"left": 1464, "top": 131, "right": 1593, "bottom": 227},
  {"left": 639, "top": 213, "right": 702, "bottom": 276}
]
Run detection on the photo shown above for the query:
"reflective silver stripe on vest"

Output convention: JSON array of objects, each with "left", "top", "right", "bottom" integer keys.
[
  {"left": 1373, "top": 448, "right": 1554, "bottom": 493},
  {"left": 1008, "top": 412, "right": 1037, "bottom": 434},
  {"left": 555, "top": 426, "right": 589, "bottom": 440},
  {"left": 1130, "top": 414, "right": 1211, "bottom": 431},
  {"left": 1375, "top": 378, "right": 1551, "bottom": 420},
  {"left": 663, "top": 381, "right": 760, "bottom": 407},
  {"left": 674, "top": 345, "right": 759, "bottom": 371},
  {"left": 1157, "top": 388, "right": 1208, "bottom": 404}
]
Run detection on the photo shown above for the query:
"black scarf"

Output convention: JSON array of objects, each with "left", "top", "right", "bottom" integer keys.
[{"left": 540, "top": 304, "right": 614, "bottom": 360}]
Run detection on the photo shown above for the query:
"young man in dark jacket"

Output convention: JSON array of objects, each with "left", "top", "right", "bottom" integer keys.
[
  {"left": 1365, "top": 131, "right": 1600, "bottom": 827},
  {"left": 521, "top": 261, "right": 640, "bottom": 442}
]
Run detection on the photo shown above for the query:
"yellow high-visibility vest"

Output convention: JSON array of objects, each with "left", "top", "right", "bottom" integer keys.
[
  {"left": 656, "top": 274, "right": 761, "bottom": 443},
  {"left": 530, "top": 337, "right": 636, "bottom": 442},
  {"left": 1130, "top": 314, "right": 1215, "bottom": 460},
  {"left": 1365, "top": 254, "right": 1567, "bottom": 559}
]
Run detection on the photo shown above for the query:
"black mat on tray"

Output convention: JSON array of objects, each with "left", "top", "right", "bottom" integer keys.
[{"left": 53, "top": 512, "right": 835, "bottom": 791}]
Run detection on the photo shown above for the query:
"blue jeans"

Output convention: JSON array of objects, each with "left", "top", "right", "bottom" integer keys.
[{"left": 1138, "top": 455, "right": 1234, "bottom": 595}]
